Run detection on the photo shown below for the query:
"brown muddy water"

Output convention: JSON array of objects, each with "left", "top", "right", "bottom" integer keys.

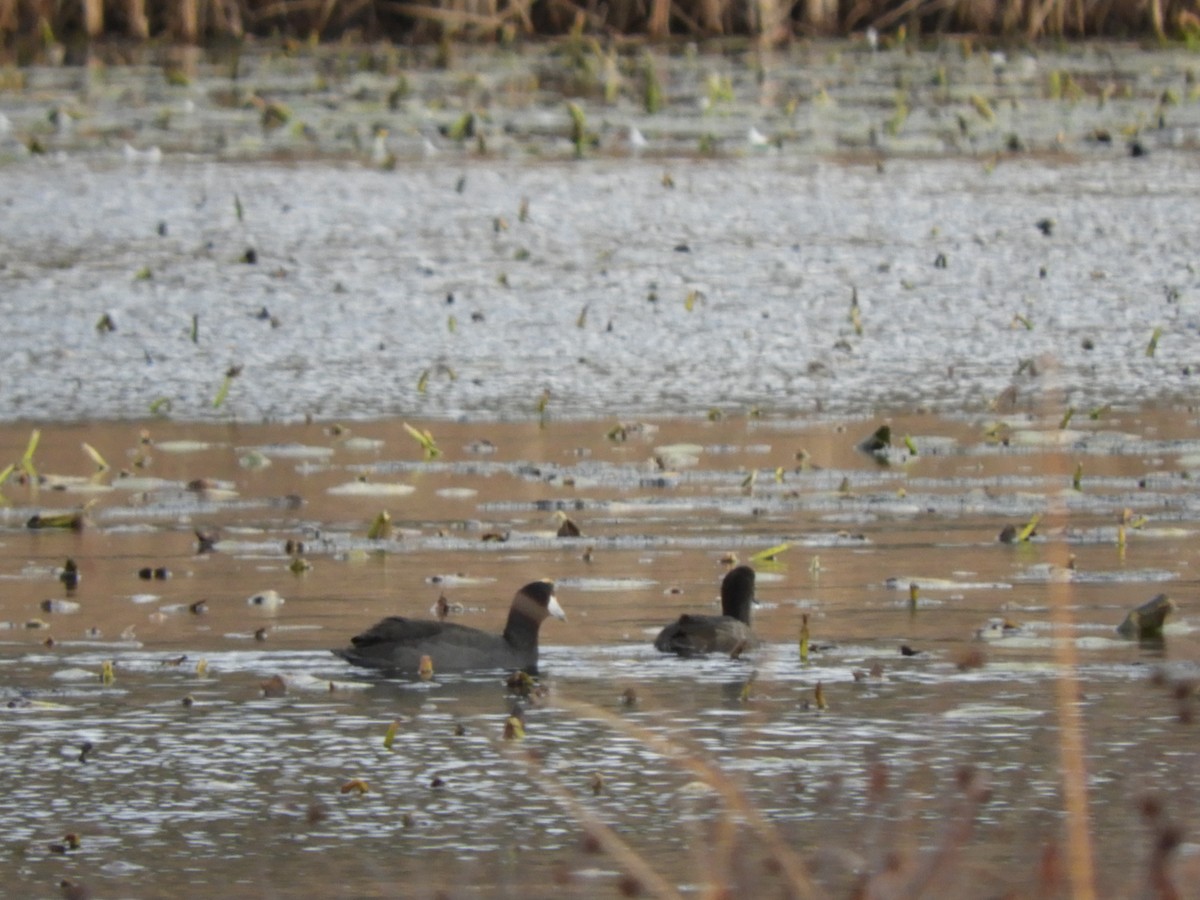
[
  {"left": 2, "top": 38, "right": 1200, "bottom": 900},
  {"left": 2, "top": 411, "right": 1199, "bottom": 899}
]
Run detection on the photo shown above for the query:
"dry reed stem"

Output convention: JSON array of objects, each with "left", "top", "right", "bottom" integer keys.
[
  {"left": 551, "top": 694, "right": 826, "bottom": 899},
  {"left": 127, "top": 0, "right": 149, "bottom": 38},
  {"left": 803, "top": 0, "right": 837, "bottom": 33},
  {"left": 869, "top": 0, "right": 934, "bottom": 33},
  {"left": 509, "top": 749, "right": 687, "bottom": 900},
  {"left": 180, "top": 0, "right": 199, "bottom": 42},
  {"left": 1026, "top": 0, "right": 1058, "bottom": 37},
  {"left": 540, "top": 0, "right": 623, "bottom": 38},
  {"left": 1048, "top": 585, "right": 1097, "bottom": 897},
  {"left": 1150, "top": 0, "right": 1165, "bottom": 39},
  {"left": 890, "top": 769, "right": 990, "bottom": 896},
  {"left": 382, "top": 0, "right": 518, "bottom": 30},
  {"left": 83, "top": 0, "right": 103, "bottom": 37},
  {"left": 314, "top": 0, "right": 342, "bottom": 36},
  {"left": 648, "top": 0, "right": 670, "bottom": 38},
  {"left": 697, "top": 0, "right": 722, "bottom": 33},
  {"left": 1043, "top": 397, "right": 1098, "bottom": 899}
]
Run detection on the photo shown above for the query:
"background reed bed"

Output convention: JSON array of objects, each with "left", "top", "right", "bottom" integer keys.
[{"left": 1, "top": 0, "right": 1197, "bottom": 53}]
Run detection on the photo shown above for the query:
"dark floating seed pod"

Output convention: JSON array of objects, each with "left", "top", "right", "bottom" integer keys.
[
  {"left": 195, "top": 529, "right": 219, "bottom": 553},
  {"left": 59, "top": 558, "right": 80, "bottom": 590}
]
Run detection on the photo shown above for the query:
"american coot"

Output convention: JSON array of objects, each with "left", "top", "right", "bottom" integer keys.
[
  {"left": 334, "top": 580, "right": 565, "bottom": 674},
  {"left": 654, "top": 565, "right": 758, "bottom": 656}
]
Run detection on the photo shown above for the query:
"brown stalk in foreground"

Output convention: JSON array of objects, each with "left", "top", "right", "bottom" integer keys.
[{"left": 547, "top": 693, "right": 826, "bottom": 899}]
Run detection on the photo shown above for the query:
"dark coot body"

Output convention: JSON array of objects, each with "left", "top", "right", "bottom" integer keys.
[
  {"left": 654, "top": 565, "right": 758, "bottom": 656},
  {"left": 334, "top": 581, "right": 565, "bottom": 674}
]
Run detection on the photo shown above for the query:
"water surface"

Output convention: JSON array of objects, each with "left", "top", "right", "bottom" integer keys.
[
  {"left": 1, "top": 412, "right": 1198, "bottom": 897},
  {"left": 3, "top": 40, "right": 1200, "bottom": 899}
]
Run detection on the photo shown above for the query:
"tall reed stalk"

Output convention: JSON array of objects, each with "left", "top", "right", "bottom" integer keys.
[
  {"left": 179, "top": 0, "right": 198, "bottom": 41},
  {"left": 83, "top": 0, "right": 103, "bottom": 36},
  {"left": 127, "top": 0, "right": 149, "bottom": 38}
]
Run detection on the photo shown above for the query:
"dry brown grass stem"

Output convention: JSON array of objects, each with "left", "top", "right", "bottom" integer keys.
[
  {"left": 512, "top": 751, "right": 688, "bottom": 900},
  {"left": 382, "top": 0, "right": 529, "bottom": 31},
  {"left": 1043, "top": 397, "right": 1098, "bottom": 899},
  {"left": 868, "top": 0, "right": 943, "bottom": 34},
  {"left": 648, "top": 0, "right": 670, "bottom": 38},
  {"left": 803, "top": 0, "right": 837, "bottom": 33},
  {"left": 126, "top": 0, "right": 150, "bottom": 38},
  {"left": 1048, "top": 581, "right": 1098, "bottom": 899},
  {"left": 180, "top": 0, "right": 199, "bottom": 42},
  {"left": 888, "top": 769, "right": 990, "bottom": 897},
  {"left": 1149, "top": 0, "right": 1165, "bottom": 39},
  {"left": 539, "top": 0, "right": 627, "bottom": 39},
  {"left": 83, "top": 0, "right": 103, "bottom": 36},
  {"left": 550, "top": 694, "right": 826, "bottom": 899}
]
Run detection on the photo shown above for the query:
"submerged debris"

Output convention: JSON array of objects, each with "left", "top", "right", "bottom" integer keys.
[
  {"left": 999, "top": 513, "right": 1042, "bottom": 544},
  {"left": 58, "top": 558, "right": 80, "bottom": 591},
  {"left": 27, "top": 509, "right": 87, "bottom": 531},
  {"left": 1116, "top": 594, "right": 1175, "bottom": 640},
  {"left": 856, "top": 424, "right": 892, "bottom": 460},
  {"left": 555, "top": 511, "right": 582, "bottom": 537}
]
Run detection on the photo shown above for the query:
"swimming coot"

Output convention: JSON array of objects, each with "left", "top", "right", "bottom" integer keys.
[
  {"left": 334, "top": 580, "right": 565, "bottom": 674},
  {"left": 654, "top": 565, "right": 757, "bottom": 656}
]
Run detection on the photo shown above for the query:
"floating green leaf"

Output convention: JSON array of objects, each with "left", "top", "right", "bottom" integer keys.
[
  {"left": 212, "top": 366, "right": 242, "bottom": 409},
  {"left": 738, "top": 669, "right": 757, "bottom": 702},
  {"left": 750, "top": 542, "right": 790, "bottom": 563},
  {"left": 643, "top": 57, "right": 663, "bottom": 114},
  {"left": 81, "top": 442, "right": 108, "bottom": 472},
  {"left": 367, "top": 510, "right": 392, "bottom": 540},
  {"left": 885, "top": 92, "right": 909, "bottom": 135},
  {"left": 446, "top": 111, "right": 475, "bottom": 142},
  {"left": 1015, "top": 513, "right": 1042, "bottom": 542},
  {"left": 27, "top": 509, "right": 87, "bottom": 530},
  {"left": 21, "top": 428, "right": 40, "bottom": 478},
  {"left": 567, "top": 101, "right": 587, "bottom": 158},
  {"left": 1146, "top": 327, "right": 1162, "bottom": 357},
  {"left": 402, "top": 422, "right": 441, "bottom": 459},
  {"left": 969, "top": 93, "right": 995, "bottom": 122}
]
